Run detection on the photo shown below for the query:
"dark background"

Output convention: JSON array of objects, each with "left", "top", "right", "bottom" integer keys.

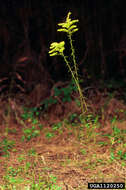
[{"left": 0, "top": 0, "right": 125, "bottom": 98}]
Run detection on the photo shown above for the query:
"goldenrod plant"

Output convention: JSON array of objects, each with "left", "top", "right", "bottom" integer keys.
[{"left": 49, "top": 12, "right": 87, "bottom": 115}]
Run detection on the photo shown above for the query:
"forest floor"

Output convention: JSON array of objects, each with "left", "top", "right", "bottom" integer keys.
[{"left": 0, "top": 87, "right": 126, "bottom": 190}]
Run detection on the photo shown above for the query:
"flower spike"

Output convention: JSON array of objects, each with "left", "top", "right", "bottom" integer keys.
[{"left": 57, "top": 12, "right": 79, "bottom": 35}]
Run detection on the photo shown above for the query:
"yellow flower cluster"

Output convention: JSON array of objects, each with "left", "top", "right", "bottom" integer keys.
[
  {"left": 57, "top": 12, "right": 79, "bottom": 35},
  {"left": 49, "top": 41, "right": 65, "bottom": 56},
  {"left": 49, "top": 12, "right": 79, "bottom": 57}
]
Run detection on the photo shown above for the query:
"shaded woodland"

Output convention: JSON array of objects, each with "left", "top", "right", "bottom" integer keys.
[{"left": 0, "top": 0, "right": 125, "bottom": 102}]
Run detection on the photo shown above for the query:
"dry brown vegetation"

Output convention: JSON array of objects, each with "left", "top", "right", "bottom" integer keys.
[{"left": 0, "top": 87, "right": 126, "bottom": 190}]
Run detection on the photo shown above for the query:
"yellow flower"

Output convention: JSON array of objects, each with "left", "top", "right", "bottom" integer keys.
[
  {"left": 49, "top": 41, "right": 65, "bottom": 56},
  {"left": 57, "top": 12, "right": 79, "bottom": 35}
]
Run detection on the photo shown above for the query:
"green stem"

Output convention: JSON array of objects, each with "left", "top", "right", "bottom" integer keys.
[
  {"left": 63, "top": 54, "right": 87, "bottom": 114},
  {"left": 68, "top": 34, "right": 79, "bottom": 80},
  {"left": 67, "top": 33, "right": 87, "bottom": 114}
]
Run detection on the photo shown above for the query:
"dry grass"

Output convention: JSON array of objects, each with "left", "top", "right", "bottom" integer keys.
[{"left": 0, "top": 92, "right": 126, "bottom": 189}]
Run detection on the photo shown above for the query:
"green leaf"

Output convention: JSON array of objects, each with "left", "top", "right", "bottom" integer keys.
[
  {"left": 63, "top": 96, "right": 71, "bottom": 102},
  {"left": 35, "top": 111, "right": 40, "bottom": 116},
  {"left": 32, "top": 119, "right": 38, "bottom": 124},
  {"left": 117, "top": 150, "right": 123, "bottom": 156},
  {"left": 110, "top": 152, "right": 115, "bottom": 160},
  {"left": 46, "top": 132, "right": 54, "bottom": 138},
  {"left": 54, "top": 87, "right": 61, "bottom": 96},
  {"left": 122, "top": 152, "right": 126, "bottom": 160},
  {"left": 32, "top": 130, "right": 40, "bottom": 137},
  {"left": 23, "top": 128, "right": 32, "bottom": 135}
]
